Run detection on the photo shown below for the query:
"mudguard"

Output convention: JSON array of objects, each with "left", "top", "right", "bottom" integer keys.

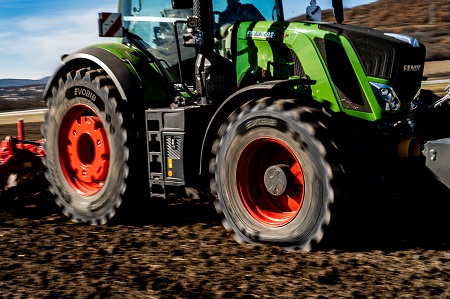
[
  {"left": 199, "top": 78, "right": 316, "bottom": 179},
  {"left": 43, "top": 43, "right": 173, "bottom": 107}
]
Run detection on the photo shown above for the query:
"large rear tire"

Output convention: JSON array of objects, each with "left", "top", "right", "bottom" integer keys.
[
  {"left": 211, "top": 98, "right": 343, "bottom": 250},
  {"left": 42, "top": 68, "right": 132, "bottom": 224}
]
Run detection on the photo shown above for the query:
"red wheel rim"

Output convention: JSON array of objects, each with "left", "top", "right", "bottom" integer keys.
[
  {"left": 59, "top": 104, "right": 110, "bottom": 196},
  {"left": 236, "top": 137, "right": 305, "bottom": 227}
]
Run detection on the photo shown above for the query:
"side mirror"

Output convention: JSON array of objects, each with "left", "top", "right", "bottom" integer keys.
[
  {"left": 172, "top": 0, "right": 193, "bottom": 9},
  {"left": 332, "top": 0, "right": 344, "bottom": 24}
]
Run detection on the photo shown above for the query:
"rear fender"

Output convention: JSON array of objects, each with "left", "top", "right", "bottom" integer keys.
[{"left": 43, "top": 44, "right": 173, "bottom": 107}]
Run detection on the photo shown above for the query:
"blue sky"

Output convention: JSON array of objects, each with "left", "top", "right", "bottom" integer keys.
[{"left": 0, "top": 0, "right": 376, "bottom": 79}]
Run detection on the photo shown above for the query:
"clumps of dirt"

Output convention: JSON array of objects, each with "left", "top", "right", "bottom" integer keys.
[{"left": 0, "top": 176, "right": 450, "bottom": 298}]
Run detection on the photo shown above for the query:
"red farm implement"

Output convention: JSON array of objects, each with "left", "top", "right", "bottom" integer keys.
[{"left": 0, "top": 120, "right": 45, "bottom": 190}]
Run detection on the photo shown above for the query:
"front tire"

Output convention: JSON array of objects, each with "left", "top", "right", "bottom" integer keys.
[
  {"left": 42, "top": 68, "right": 132, "bottom": 224},
  {"left": 211, "top": 98, "right": 342, "bottom": 250}
]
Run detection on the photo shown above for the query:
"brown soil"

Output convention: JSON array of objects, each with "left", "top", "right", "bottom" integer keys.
[{"left": 1, "top": 123, "right": 450, "bottom": 298}]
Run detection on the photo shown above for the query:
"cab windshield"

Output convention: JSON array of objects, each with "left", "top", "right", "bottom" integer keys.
[
  {"left": 120, "top": 0, "right": 195, "bottom": 83},
  {"left": 213, "top": 0, "right": 281, "bottom": 27},
  {"left": 120, "top": 0, "right": 281, "bottom": 83}
]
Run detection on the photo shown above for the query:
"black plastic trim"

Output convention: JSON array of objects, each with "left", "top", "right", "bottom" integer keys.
[
  {"left": 43, "top": 47, "right": 143, "bottom": 105},
  {"left": 314, "top": 37, "right": 371, "bottom": 113}
]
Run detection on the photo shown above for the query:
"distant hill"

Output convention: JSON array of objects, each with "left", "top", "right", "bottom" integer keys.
[
  {"left": 0, "top": 77, "right": 50, "bottom": 88},
  {"left": 291, "top": 0, "right": 450, "bottom": 61}
]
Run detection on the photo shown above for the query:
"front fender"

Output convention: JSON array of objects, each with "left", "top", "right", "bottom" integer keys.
[
  {"left": 199, "top": 78, "right": 316, "bottom": 180},
  {"left": 44, "top": 43, "right": 173, "bottom": 107}
]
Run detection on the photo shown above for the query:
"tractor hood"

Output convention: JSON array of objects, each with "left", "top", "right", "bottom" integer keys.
[{"left": 319, "top": 23, "right": 426, "bottom": 103}]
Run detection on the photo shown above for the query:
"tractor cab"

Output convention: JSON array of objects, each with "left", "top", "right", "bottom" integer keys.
[
  {"left": 119, "top": 0, "right": 284, "bottom": 88},
  {"left": 119, "top": 0, "right": 344, "bottom": 104}
]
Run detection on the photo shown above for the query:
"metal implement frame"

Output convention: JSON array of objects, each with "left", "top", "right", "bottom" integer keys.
[{"left": 0, "top": 120, "right": 45, "bottom": 189}]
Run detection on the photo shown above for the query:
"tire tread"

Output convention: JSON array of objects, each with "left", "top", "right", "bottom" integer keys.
[{"left": 210, "top": 96, "right": 345, "bottom": 250}]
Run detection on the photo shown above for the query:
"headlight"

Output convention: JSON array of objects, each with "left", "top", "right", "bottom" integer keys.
[
  {"left": 370, "top": 82, "right": 401, "bottom": 111},
  {"left": 410, "top": 88, "right": 422, "bottom": 111}
]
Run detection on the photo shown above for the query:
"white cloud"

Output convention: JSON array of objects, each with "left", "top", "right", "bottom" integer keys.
[{"left": 0, "top": 4, "right": 116, "bottom": 79}]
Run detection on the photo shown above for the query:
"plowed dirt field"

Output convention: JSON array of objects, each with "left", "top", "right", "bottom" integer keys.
[{"left": 1, "top": 122, "right": 450, "bottom": 298}]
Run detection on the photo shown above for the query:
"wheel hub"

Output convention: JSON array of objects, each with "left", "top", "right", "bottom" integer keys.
[
  {"left": 236, "top": 137, "right": 305, "bottom": 227},
  {"left": 59, "top": 104, "right": 110, "bottom": 196},
  {"left": 66, "top": 115, "right": 109, "bottom": 182},
  {"left": 264, "top": 164, "right": 291, "bottom": 196}
]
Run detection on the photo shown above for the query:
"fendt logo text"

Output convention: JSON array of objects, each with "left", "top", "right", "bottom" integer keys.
[{"left": 403, "top": 65, "right": 421, "bottom": 72}]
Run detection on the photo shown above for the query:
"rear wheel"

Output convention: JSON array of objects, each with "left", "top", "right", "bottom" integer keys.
[
  {"left": 211, "top": 98, "right": 342, "bottom": 250},
  {"left": 42, "top": 68, "right": 132, "bottom": 224}
]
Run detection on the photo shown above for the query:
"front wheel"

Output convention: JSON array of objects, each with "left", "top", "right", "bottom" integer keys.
[
  {"left": 42, "top": 68, "right": 132, "bottom": 224},
  {"left": 211, "top": 98, "right": 343, "bottom": 250}
]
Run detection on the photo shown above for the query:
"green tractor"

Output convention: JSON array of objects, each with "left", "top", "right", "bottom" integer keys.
[{"left": 42, "top": 0, "right": 437, "bottom": 250}]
